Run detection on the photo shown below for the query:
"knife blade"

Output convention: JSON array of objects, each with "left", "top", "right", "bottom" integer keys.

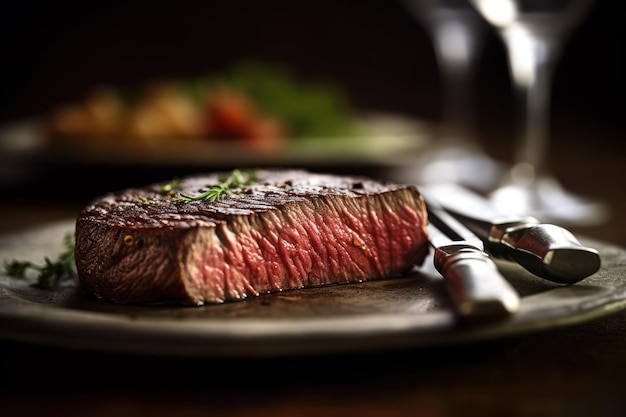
[
  {"left": 426, "top": 198, "right": 520, "bottom": 322},
  {"left": 420, "top": 183, "right": 601, "bottom": 284}
]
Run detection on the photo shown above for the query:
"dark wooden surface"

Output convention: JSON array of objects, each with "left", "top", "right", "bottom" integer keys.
[{"left": 1, "top": 314, "right": 626, "bottom": 417}]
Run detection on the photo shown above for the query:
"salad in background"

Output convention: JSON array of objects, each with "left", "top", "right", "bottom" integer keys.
[{"left": 45, "top": 61, "right": 357, "bottom": 152}]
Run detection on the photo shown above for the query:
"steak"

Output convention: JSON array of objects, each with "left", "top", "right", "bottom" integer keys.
[{"left": 74, "top": 169, "right": 430, "bottom": 305}]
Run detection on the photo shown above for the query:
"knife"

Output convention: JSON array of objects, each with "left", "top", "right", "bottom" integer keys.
[
  {"left": 420, "top": 183, "right": 601, "bottom": 284},
  {"left": 426, "top": 197, "right": 520, "bottom": 322}
]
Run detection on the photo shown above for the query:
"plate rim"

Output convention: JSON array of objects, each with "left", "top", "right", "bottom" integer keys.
[{"left": 1, "top": 219, "right": 626, "bottom": 357}]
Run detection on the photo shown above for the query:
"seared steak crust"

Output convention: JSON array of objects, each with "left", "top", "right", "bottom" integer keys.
[{"left": 75, "top": 169, "right": 430, "bottom": 305}]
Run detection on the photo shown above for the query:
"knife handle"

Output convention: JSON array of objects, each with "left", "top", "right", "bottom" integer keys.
[
  {"left": 434, "top": 244, "right": 520, "bottom": 322},
  {"left": 495, "top": 223, "right": 601, "bottom": 284}
]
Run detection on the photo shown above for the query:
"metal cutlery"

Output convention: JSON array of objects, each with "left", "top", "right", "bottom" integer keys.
[
  {"left": 425, "top": 196, "right": 520, "bottom": 322},
  {"left": 421, "top": 183, "right": 601, "bottom": 284}
]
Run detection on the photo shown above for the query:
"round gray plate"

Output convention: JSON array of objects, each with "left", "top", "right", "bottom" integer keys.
[{"left": 1, "top": 220, "right": 625, "bottom": 357}]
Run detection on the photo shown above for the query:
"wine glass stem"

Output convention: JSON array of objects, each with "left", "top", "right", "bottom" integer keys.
[{"left": 503, "top": 33, "right": 562, "bottom": 182}]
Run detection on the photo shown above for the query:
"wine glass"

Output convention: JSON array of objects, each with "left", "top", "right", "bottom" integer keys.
[
  {"left": 399, "top": 0, "right": 505, "bottom": 193},
  {"left": 467, "top": 0, "right": 608, "bottom": 225}
]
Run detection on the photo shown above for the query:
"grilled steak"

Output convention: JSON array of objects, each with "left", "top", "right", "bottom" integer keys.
[{"left": 75, "top": 169, "right": 430, "bottom": 305}]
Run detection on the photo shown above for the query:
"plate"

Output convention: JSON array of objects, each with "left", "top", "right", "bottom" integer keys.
[
  {"left": 0, "top": 112, "right": 432, "bottom": 167},
  {"left": 0, "top": 112, "right": 434, "bottom": 204},
  {"left": 1, "top": 220, "right": 626, "bottom": 357}
]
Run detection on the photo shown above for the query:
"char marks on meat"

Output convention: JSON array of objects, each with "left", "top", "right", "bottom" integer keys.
[{"left": 74, "top": 169, "right": 430, "bottom": 305}]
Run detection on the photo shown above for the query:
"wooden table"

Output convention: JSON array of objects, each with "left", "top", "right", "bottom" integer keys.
[{"left": 1, "top": 119, "right": 625, "bottom": 417}]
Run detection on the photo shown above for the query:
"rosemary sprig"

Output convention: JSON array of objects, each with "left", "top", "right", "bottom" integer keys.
[
  {"left": 3, "top": 233, "right": 77, "bottom": 290},
  {"left": 176, "top": 168, "right": 257, "bottom": 202}
]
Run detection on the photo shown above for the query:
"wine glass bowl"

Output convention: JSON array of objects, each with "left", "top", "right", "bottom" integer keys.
[
  {"left": 470, "top": 0, "right": 593, "bottom": 35},
  {"left": 399, "top": 0, "right": 506, "bottom": 193},
  {"left": 467, "top": 0, "right": 608, "bottom": 225}
]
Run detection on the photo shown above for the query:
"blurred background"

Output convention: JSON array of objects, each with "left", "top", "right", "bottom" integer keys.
[{"left": 0, "top": 0, "right": 624, "bottom": 240}]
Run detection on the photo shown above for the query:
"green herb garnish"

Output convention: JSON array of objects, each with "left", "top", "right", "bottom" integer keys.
[
  {"left": 225, "top": 60, "right": 355, "bottom": 138},
  {"left": 3, "top": 233, "right": 76, "bottom": 290},
  {"left": 176, "top": 169, "right": 257, "bottom": 202}
]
